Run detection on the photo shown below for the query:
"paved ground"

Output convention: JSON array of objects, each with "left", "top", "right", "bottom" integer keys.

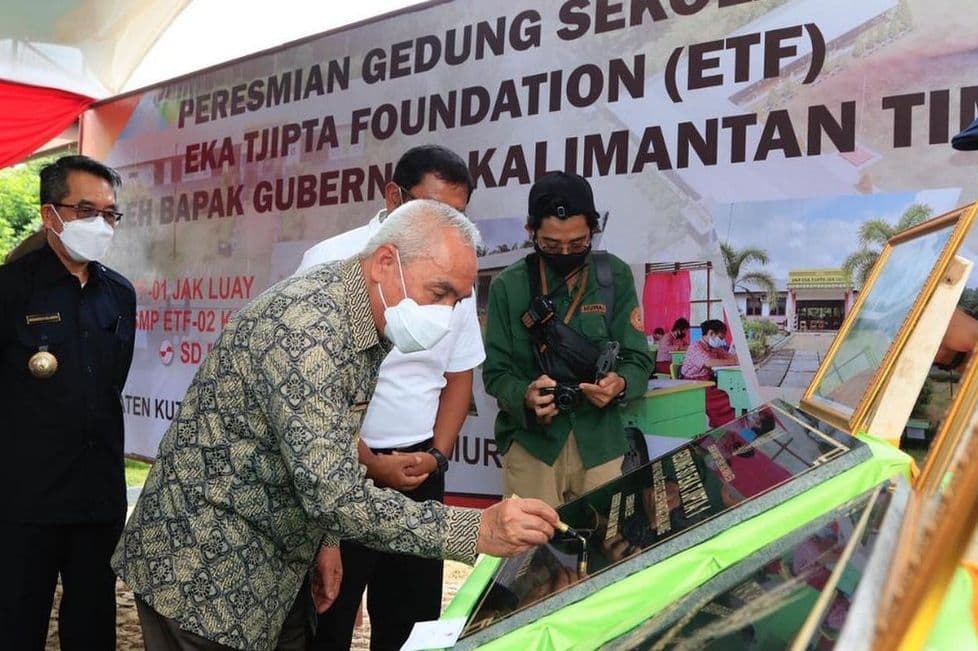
[{"left": 756, "top": 332, "right": 836, "bottom": 403}]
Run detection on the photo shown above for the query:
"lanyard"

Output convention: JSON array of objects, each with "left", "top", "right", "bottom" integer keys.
[{"left": 539, "top": 259, "right": 588, "bottom": 324}]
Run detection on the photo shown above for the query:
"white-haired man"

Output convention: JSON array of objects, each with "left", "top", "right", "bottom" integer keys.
[
  {"left": 297, "top": 145, "right": 485, "bottom": 651},
  {"left": 113, "top": 201, "right": 558, "bottom": 651}
]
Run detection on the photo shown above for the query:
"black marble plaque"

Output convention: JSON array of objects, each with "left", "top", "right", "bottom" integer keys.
[
  {"left": 602, "top": 481, "right": 901, "bottom": 650},
  {"left": 459, "top": 400, "right": 870, "bottom": 646}
]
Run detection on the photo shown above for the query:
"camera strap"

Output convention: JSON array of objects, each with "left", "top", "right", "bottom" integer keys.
[
  {"left": 538, "top": 258, "right": 589, "bottom": 325},
  {"left": 526, "top": 252, "right": 615, "bottom": 328}
]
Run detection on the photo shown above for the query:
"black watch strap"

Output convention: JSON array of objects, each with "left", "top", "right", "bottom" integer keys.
[{"left": 427, "top": 447, "right": 449, "bottom": 474}]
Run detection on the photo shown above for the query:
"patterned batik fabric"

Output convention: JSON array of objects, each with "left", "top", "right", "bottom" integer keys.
[{"left": 112, "top": 259, "right": 481, "bottom": 650}]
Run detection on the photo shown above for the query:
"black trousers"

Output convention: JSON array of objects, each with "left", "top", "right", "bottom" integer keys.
[
  {"left": 313, "top": 457, "right": 445, "bottom": 651},
  {"left": 0, "top": 520, "right": 124, "bottom": 651}
]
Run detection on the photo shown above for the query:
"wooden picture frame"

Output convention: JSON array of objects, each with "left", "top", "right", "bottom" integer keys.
[
  {"left": 873, "top": 341, "right": 978, "bottom": 649},
  {"left": 915, "top": 341, "right": 978, "bottom": 495},
  {"left": 801, "top": 202, "right": 978, "bottom": 434}
]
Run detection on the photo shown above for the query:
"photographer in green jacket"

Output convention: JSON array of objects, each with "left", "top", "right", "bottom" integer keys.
[{"left": 483, "top": 172, "right": 654, "bottom": 506}]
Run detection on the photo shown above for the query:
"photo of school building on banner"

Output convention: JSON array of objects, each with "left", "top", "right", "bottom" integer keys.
[{"left": 80, "top": 0, "right": 978, "bottom": 502}]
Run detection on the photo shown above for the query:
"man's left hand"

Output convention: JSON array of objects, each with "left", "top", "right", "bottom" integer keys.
[
  {"left": 395, "top": 450, "right": 438, "bottom": 477},
  {"left": 312, "top": 546, "right": 343, "bottom": 613},
  {"left": 579, "top": 372, "right": 626, "bottom": 408}
]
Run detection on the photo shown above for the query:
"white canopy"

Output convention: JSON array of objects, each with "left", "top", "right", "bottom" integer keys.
[
  {"left": 0, "top": 0, "right": 425, "bottom": 167},
  {"left": 1, "top": 0, "right": 426, "bottom": 98}
]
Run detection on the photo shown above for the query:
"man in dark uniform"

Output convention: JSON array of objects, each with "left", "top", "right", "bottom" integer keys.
[{"left": 0, "top": 155, "right": 136, "bottom": 650}]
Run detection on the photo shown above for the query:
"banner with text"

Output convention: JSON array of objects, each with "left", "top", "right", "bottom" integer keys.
[{"left": 82, "top": 0, "right": 978, "bottom": 499}]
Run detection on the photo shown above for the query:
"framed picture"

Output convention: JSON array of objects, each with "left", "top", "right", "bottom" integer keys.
[
  {"left": 915, "top": 345, "right": 978, "bottom": 495},
  {"left": 801, "top": 202, "right": 978, "bottom": 433},
  {"left": 872, "top": 342, "right": 978, "bottom": 649}
]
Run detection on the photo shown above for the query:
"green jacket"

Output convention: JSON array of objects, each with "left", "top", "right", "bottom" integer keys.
[{"left": 483, "top": 252, "right": 654, "bottom": 467}]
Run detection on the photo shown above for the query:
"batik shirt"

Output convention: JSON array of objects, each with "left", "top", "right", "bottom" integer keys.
[{"left": 112, "top": 259, "right": 481, "bottom": 650}]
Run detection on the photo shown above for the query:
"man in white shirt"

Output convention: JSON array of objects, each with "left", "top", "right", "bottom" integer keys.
[{"left": 298, "top": 146, "right": 483, "bottom": 651}]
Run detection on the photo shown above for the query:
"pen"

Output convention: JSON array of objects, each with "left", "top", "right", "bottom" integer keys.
[
  {"left": 511, "top": 494, "right": 589, "bottom": 574},
  {"left": 555, "top": 520, "right": 586, "bottom": 540},
  {"left": 510, "top": 493, "right": 587, "bottom": 543}
]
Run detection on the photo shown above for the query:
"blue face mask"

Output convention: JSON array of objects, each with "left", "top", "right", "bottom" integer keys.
[{"left": 707, "top": 336, "right": 725, "bottom": 349}]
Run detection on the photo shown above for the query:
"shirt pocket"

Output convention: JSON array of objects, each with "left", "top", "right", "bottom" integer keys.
[
  {"left": 95, "top": 303, "right": 134, "bottom": 385},
  {"left": 578, "top": 312, "right": 609, "bottom": 343}
]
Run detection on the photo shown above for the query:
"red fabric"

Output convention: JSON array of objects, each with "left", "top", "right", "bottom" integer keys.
[
  {"left": 0, "top": 81, "right": 92, "bottom": 170},
  {"left": 643, "top": 270, "right": 690, "bottom": 335},
  {"left": 444, "top": 494, "right": 499, "bottom": 508},
  {"left": 656, "top": 330, "right": 688, "bottom": 363},
  {"left": 705, "top": 387, "right": 736, "bottom": 428}
]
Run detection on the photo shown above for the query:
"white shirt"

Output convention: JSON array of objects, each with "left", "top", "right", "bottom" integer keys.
[{"left": 294, "top": 209, "right": 486, "bottom": 449}]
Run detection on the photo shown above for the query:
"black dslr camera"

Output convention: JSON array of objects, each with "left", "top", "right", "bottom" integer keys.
[
  {"left": 524, "top": 295, "right": 582, "bottom": 412},
  {"left": 539, "top": 342, "right": 620, "bottom": 413},
  {"left": 539, "top": 384, "right": 582, "bottom": 412}
]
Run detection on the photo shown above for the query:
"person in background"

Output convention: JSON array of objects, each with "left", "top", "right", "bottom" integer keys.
[
  {"left": 655, "top": 317, "right": 689, "bottom": 375},
  {"left": 933, "top": 308, "right": 978, "bottom": 372},
  {"left": 681, "top": 319, "right": 738, "bottom": 427},
  {"left": 0, "top": 155, "right": 135, "bottom": 650},
  {"left": 113, "top": 201, "right": 558, "bottom": 651},
  {"left": 296, "top": 145, "right": 484, "bottom": 651},
  {"left": 483, "top": 171, "right": 653, "bottom": 507}
]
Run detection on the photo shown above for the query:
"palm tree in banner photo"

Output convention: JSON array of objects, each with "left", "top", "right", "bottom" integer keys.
[
  {"left": 843, "top": 203, "right": 933, "bottom": 287},
  {"left": 720, "top": 242, "right": 778, "bottom": 309}
]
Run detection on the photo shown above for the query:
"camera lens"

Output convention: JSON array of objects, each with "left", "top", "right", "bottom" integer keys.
[{"left": 555, "top": 387, "right": 578, "bottom": 412}]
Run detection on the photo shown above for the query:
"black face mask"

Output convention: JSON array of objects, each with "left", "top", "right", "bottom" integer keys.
[{"left": 535, "top": 243, "right": 591, "bottom": 277}]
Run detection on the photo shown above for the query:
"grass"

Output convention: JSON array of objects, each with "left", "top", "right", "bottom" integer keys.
[{"left": 125, "top": 458, "right": 152, "bottom": 488}]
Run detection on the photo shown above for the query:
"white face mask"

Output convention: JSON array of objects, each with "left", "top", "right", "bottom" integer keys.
[
  {"left": 377, "top": 249, "right": 452, "bottom": 353},
  {"left": 49, "top": 206, "right": 114, "bottom": 262},
  {"left": 707, "top": 335, "right": 725, "bottom": 349}
]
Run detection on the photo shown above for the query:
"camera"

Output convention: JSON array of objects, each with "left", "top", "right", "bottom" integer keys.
[{"left": 539, "top": 384, "right": 582, "bottom": 412}]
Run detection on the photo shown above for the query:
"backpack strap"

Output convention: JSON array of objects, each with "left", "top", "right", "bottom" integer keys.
[
  {"left": 525, "top": 252, "right": 542, "bottom": 300},
  {"left": 523, "top": 253, "right": 552, "bottom": 374},
  {"left": 592, "top": 249, "right": 615, "bottom": 330}
]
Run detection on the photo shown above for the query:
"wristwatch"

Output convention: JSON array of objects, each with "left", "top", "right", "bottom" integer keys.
[{"left": 427, "top": 447, "right": 450, "bottom": 474}]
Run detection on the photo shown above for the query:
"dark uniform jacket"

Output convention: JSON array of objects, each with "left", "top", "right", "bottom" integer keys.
[{"left": 0, "top": 244, "right": 136, "bottom": 523}]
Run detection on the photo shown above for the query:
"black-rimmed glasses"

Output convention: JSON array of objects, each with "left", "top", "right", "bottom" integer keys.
[
  {"left": 535, "top": 236, "right": 591, "bottom": 255},
  {"left": 52, "top": 203, "right": 124, "bottom": 225}
]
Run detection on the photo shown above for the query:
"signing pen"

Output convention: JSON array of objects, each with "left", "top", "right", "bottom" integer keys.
[
  {"left": 510, "top": 493, "right": 587, "bottom": 543},
  {"left": 555, "top": 520, "right": 586, "bottom": 540}
]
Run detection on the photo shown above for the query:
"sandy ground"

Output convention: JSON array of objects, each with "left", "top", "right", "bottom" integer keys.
[{"left": 44, "top": 562, "right": 474, "bottom": 650}]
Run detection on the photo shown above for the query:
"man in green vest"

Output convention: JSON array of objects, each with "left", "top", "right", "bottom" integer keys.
[{"left": 483, "top": 172, "right": 654, "bottom": 506}]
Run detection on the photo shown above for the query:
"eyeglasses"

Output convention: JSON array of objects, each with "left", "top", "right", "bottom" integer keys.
[
  {"left": 52, "top": 203, "right": 124, "bottom": 225},
  {"left": 535, "top": 236, "right": 591, "bottom": 255}
]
